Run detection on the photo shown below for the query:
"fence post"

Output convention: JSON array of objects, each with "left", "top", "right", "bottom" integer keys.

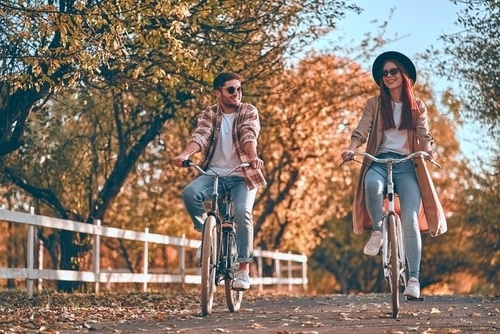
[
  {"left": 26, "top": 207, "right": 36, "bottom": 297},
  {"left": 143, "top": 228, "right": 149, "bottom": 292},
  {"left": 93, "top": 219, "right": 101, "bottom": 295},
  {"left": 38, "top": 239, "right": 44, "bottom": 292},
  {"left": 274, "top": 250, "right": 281, "bottom": 292},
  {"left": 180, "top": 234, "right": 186, "bottom": 285},
  {"left": 288, "top": 251, "right": 293, "bottom": 292},
  {"left": 256, "top": 247, "right": 263, "bottom": 292},
  {"left": 302, "top": 260, "right": 308, "bottom": 292}
]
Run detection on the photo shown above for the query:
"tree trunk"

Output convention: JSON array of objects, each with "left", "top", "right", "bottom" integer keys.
[{"left": 57, "top": 230, "right": 81, "bottom": 292}]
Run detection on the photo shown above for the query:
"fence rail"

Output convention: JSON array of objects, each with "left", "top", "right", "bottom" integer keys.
[{"left": 0, "top": 208, "right": 308, "bottom": 296}]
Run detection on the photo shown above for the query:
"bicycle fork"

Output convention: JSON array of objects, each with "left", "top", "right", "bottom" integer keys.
[
  {"left": 382, "top": 214, "right": 390, "bottom": 280},
  {"left": 396, "top": 217, "right": 406, "bottom": 286}
]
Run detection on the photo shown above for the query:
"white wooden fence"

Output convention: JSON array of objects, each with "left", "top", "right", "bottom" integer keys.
[{"left": 0, "top": 208, "right": 308, "bottom": 296}]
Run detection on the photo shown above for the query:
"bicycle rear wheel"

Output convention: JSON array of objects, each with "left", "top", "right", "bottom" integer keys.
[
  {"left": 200, "top": 216, "right": 217, "bottom": 316},
  {"left": 388, "top": 213, "right": 400, "bottom": 318},
  {"left": 225, "top": 278, "right": 243, "bottom": 312}
]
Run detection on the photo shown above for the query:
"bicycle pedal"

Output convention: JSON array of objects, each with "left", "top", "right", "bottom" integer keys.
[{"left": 406, "top": 296, "right": 425, "bottom": 302}]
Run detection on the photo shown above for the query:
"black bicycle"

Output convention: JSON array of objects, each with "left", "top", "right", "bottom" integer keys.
[{"left": 183, "top": 160, "right": 249, "bottom": 316}]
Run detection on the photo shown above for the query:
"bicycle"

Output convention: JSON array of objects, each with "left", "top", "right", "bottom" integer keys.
[
  {"left": 342, "top": 151, "right": 440, "bottom": 318},
  {"left": 182, "top": 160, "right": 250, "bottom": 316}
]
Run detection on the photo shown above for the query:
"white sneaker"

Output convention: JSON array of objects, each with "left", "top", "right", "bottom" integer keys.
[
  {"left": 364, "top": 231, "right": 383, "bottom": 256},
  {"left": 233, "top": 270, "right": 250, "bottom": 290},
  {"left": 404, "top": 277, "right": 420, "bottom": 298}
]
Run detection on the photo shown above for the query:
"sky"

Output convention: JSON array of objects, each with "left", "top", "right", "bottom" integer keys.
[
  {"left": 331, "top": 0, "right": 465, "bottom": 60},
  {"left": 308, "top": 0, "right": 492, "bottom": 166}
]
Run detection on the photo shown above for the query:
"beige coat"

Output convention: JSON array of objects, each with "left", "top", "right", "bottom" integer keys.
[{"left": 351, "top": 96, "right": 447, "bottom": 237}]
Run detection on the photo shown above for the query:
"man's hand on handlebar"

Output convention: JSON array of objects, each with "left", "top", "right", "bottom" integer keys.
[
  {"left": 248, "top": 157, "right": 264, "bottom": 170},
  {"left": 172, "top": 155, "right": 190, "bottom": 167}
]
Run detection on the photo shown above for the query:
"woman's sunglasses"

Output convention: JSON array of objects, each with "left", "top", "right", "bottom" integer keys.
[
  {"left": 382, "top": 68, "right": 400, "bottom": 77},
  {"left": 224, "top": 86, "right": 242, "bottom": 94}
]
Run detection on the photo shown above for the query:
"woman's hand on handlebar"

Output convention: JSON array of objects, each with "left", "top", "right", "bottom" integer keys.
[
  {"left": 341, "top": 150, "right": 354, "bottom": 162},
  {"left": 426, "top": 150, "right": 438, "bottom": 161}
]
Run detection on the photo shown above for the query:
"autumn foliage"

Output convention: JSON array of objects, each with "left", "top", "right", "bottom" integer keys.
[{"left": 0, "top": 1, "right": 498, "bottom": 295}]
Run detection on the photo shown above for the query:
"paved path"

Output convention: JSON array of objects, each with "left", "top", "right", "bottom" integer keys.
[{"left": 84, "top": 293, "right": 499, "bottom": 333}]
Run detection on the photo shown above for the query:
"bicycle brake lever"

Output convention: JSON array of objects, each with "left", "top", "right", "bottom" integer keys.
[
  {"left": 430, "top": 160, "right": 441, "bottom": 168},
  {"left": 182, "top": 159, "right": 193, "bottom": 167},
  {"left": 340, "top": 154, "right": 354, "bottom": 167},
  {"left": 425, "top": 156, "right": 441, "bottom": 169}
]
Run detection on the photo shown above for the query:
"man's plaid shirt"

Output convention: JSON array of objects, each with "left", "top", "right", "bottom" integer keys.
[{"left": 188, "top": 103, "right": 267, "bottom": 190}]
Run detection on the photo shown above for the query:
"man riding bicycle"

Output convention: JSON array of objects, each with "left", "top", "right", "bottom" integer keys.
[{"left": 173, "top": 72, "right": 266, "bottom": 290}]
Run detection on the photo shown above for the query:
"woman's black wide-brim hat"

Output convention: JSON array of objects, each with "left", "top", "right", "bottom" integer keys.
[{"left": 372, "top": 51, "right": 417, "bottom": 86}]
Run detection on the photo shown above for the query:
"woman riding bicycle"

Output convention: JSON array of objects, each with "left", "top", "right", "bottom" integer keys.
[{"left": 340, "top": 51, "right": 447, "bottom": 299}]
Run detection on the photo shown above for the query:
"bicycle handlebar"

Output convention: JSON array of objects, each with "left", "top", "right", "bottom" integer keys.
[
  {"left": 182, "top": 160, "right": 251, "bottom": 176},
  {"left": 341, "top": 151, "right": 441, "bottom": 168}
]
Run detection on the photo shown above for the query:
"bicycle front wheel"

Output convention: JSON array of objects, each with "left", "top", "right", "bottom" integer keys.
[
  {"left": 224, "top": 233, "right": 242, "bottom": 312},
  {"left": 200, "top": 216, "right": 217, "bottom": 316},
  {"left": 388, "top": 213, "right": 400, "bottom": 318}
]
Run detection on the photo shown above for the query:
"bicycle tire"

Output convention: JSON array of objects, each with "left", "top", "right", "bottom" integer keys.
[
  {"left": 396, "top": 215, "right": 408, "bottom": 289},
  {"left": 200, "top": 216, "right": 217, "bottom": 316},
  {"left": 388, "top": 213, "right": 400, "bottom": 318},
  {"left": 224, "top": 233, "right": 243, "bottom": 312}
]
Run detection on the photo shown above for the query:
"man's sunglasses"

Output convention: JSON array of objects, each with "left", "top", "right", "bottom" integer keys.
[
  {"left": 382, "top": 68, "right": 400, "bottom": 77},
  {"left": 223, "top": 86, "right": 242, "bottom": 94}
]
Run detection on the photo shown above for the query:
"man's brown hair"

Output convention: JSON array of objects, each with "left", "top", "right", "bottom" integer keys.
[{"left": 213, "top": 72, "right": 242, "bottom": 90}]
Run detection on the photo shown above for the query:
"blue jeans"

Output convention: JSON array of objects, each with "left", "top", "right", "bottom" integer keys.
[
  {"left": 364, "top": 152, "right": 422, "bottom": 280},
  {"left": 182, "top": 175, "right": 257, "bottom": 263}
]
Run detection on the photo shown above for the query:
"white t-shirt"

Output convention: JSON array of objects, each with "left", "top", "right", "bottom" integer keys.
[
  {"left": 208, "top": 113, "right": 244, "bottom": 176},
  {"left": 377, "top": 103, "right": 411, "bottom": 156}
]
